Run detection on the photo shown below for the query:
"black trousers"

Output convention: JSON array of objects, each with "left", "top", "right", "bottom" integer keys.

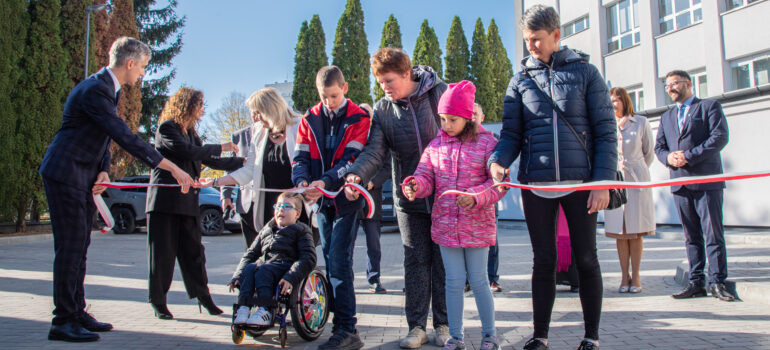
[
  {"left": 395, "top": 211, "right": 448, "bottom": 330},
  {"left": 240, "top": 204, "right": 258, "bottom": 248},
  {"left": 521, "top": 189, "right": 603, "bottom": 340},
  {"left": 147, "top": 212, "right": 210, "bottom": 304},
  {"left": 43, "top": 178, "right": 94, "bottom": 324},
  {"left": 673, "top": 188, "right": 727, "bottom": 286}
]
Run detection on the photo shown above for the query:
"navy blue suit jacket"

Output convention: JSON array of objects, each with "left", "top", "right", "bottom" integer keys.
[
  {"left": 39, "top": 68, "right": 163, "bottom": 191},
  {"left": 654, "top": 97, "right": 729, "bottom": 192}
]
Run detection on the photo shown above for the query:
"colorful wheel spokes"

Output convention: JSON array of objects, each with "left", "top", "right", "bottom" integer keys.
[{"left": 298, "top": 272, "right": 327, "bottom": 331}]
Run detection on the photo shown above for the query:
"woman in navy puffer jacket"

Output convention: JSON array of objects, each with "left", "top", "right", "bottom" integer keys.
[{"left": 488, "top": 5, "right": 617, "bottom": 350}]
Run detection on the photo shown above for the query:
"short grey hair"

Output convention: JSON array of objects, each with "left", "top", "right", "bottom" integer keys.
[
  {"left": 520, "top": 5, "right": 560, "bottom": 32},
  {"left": 109, "top": 37, "right": 151, "bottom": 68}
]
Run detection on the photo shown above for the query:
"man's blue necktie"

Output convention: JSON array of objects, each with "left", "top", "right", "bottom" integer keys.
[{"left": 677, "top": 105, "right": 687, "bottom": 132}]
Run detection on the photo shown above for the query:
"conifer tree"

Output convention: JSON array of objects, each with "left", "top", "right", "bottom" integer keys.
[
  {"left": 374, "top": 14, "right": 402, "bottom": 102},
  {"left": 444, "top": 16, "right": 470, "bottom": 84},
  {"left": 332, "top": 0, "right": 371, "bottom": 105},
  {"left": 12, "top": 0, "right": 69, "bottom": 231},
  {"left": 413, "top": 19, "right": 442, "bottom": 78},
  {"left": 0, "top": 0, "right": 28, "bottom": 221},
  {"left": 291, "top": 14, "right": 329, "bottom": 113},
  {"left": 485, "top": 19, "right": 513, "bottom": 122},
  {"left": 291, "top": 21, "right": 311, "bottom": 112},
  {"left": 306, "top": 14, "right": 329, "bottom": 82},
  {"left": 135, "top": 0, "right": 186, "bottom": 142},
  {"left": 60, "top": 0, "right": 98, "bottom": 89},
  {"left": 470, "top": 18, "right": 493, "bottom": 123},
  {"left": 101, "top": 0, "right": 144, "bottom": 179}
]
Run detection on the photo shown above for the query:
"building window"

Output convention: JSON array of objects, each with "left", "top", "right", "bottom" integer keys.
[
  {"left": 692, "top": 72, "right": 708, "bottom": 98},
  {"left": 627, "top": 87, "right": 645, "bottom": 111},
  {"left": 607, "top": 0, "right": 640, "bottom": 53},
  {"left": 563, "top": 16, "right": 589, "bottom": 38},
  {"left": 725, "top": 0, "right": 762, "bottom": 11},
  {"left": 659, "top": 0, "right": 702, "bottom": 34},
  {"left": 731, "top": 54, "right": 770, "bottom": 90}
]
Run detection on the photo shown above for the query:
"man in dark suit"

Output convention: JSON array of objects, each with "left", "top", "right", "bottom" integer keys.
[
  {"left": 221, "top": 125, "right": 257, "bottom": 247},
  {"left": 654, "top": 70, "right": 734, "bottom": 302},
  {"left": 39, "top": 37, "right": 194, "bottom": 342}
]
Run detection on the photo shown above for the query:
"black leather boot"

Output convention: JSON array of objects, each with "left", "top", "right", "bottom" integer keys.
[{"left": 197, "top": 294, "right": 223, "bottom": 315}]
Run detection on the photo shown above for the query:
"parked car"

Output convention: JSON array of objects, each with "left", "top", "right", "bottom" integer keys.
[
  {"left": 100, "top": 175, "right": 241, "bottom": 236},
  {"left": 381, "top": 179, "right": 396, "bottom": 224}
]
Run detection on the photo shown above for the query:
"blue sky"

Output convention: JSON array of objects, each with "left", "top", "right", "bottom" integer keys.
[{"left": 164, "top": 0, "right": 517, "bottom": 116}]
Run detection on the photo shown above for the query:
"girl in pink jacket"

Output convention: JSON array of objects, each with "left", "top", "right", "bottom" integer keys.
[{"left": 403, "top": 80, "right": 504, "bottom": 350}]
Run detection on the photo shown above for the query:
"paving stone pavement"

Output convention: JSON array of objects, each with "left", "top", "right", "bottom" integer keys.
[{"left": 1, "top": 223, "right": 770, "bottom": 350}]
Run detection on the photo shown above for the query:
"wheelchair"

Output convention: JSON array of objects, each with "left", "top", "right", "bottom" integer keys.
[{"left": 230, "top": 267, "right": 331, "bottom": 347}]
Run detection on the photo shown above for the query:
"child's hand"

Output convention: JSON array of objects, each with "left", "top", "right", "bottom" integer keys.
[
  {"left": 456, "top": 195, "right": 476, "bottom": 209},
  {"left": 303, "top": 180, "right": 325, "bottom": 203},
  {"left": 278, "top": 279, "right": 293, "bottom": 295},
  {"left": 403, "top": 179, "right": 418, "bottom": 201},
  {"left": 227, "top": 280, "right": 240, "bottom": 293}
]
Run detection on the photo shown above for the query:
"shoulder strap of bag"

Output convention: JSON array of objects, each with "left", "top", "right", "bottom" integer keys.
[{"left": 523, "top": 69, "right": 589, "bottom": 156}]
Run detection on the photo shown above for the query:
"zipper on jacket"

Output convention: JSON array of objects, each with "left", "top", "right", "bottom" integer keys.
[
  {"left": 548, "top": 65, "right": 561, "bottom": 181},
  {"left": 406, "top": 99, "right": 431, "bottom": 213},
  {"left": 307, "top": 122, "right": 326, "bottom": 207}
]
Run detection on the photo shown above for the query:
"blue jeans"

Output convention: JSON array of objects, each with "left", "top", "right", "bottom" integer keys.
[
  {"left": 359, "top": 218, "right": 382, "bottom": 284},
  {"left": 317, "top": 205, "right": 360, "bottom": 332},
  {"left": 238, "top": 262, "right": 290, "bottom": 306},
  {"left": 487, "top": 240, "right": 499, "bottom": 283},
  {"left": 440, "top": 245, "right": 496, "bottom": 339}
]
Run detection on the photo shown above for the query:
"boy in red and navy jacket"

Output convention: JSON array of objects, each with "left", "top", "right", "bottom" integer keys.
[{"left": 291, "top": 65, "right": 369, "bottom": 350}]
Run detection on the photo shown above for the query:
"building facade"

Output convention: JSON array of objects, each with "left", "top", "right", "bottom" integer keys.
[
  {"left": 265, "top": 80, "right": 294, "bottom": 110},
  {"left": 495, "top": 0, "right": 770, "bottom": 226}
]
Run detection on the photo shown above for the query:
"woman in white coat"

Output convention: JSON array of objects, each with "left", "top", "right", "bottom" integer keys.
[
  {"left": 604, "top": 87, "right": 656, "bottom": 294},
  {"left": 210, "top": 87, "right": 310, "bottom": 233}
]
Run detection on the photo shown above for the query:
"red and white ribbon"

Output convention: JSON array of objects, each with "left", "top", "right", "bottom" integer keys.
[
  {"left": 93, "top": 194, "right": 114, "bottom": 233},
  {"left": 439, "top": 170, "right": 770, "bottom": 198},
  {"left": 94, "top": 182, "right": 376, "bottom": 230}
]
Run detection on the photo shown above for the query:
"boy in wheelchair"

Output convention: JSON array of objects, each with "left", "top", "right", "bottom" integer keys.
[{"left": 228, "top": 192, "right": 317, "bottom": 326}]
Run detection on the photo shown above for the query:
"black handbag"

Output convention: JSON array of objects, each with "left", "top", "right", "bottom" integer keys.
[{"left": 524, "top": 69, "right": 627, "bottom": 210}]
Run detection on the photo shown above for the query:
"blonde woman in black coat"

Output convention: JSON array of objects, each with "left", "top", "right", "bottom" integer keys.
[{"left": 146, "top": 87, "right": 243, "bottom": 320}]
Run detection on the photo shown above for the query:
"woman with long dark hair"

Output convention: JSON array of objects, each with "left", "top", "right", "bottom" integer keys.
[{"left": 146, "top": 87, "right": 243, "bottom": 319}]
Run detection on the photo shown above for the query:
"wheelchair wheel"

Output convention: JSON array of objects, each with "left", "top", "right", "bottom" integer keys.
[
  {"left": 231, "top": 326, "right": 244, "bottom": 344},
  {"left": 279, "top": 327, "right": 288, "bottom": 348},
  {"left": 290, "top": 268, "right": 330, "bottom": 341}
]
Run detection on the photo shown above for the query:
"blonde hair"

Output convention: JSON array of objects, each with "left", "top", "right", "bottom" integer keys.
[
  {"left": 159, "top": 87, "right": 204, "bottom": 135},
  {"left": 245, "top": 87, "right": 298, "bottom": 132}
]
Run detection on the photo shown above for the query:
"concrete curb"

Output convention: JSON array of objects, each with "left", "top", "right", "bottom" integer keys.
[
  {"left": 674, "top": 261, "right": 770, "bottom": 306},
  {"left": 0, "top": 230, "right": 105, "bottom": 245}
]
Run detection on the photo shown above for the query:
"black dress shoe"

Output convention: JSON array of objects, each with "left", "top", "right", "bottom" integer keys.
[
  {"left": 672, "top": 282, "right": 707, "bottom": 299},
  {"left": 577, "top": 339, "right": 599, "bottom": 349},
  {"left": 522, "top": 338, "right": 549, "bottom": 350},
  {"left": 197, "top": 294, "right": 223, "bottom": 315},
  {"left": 151, "top": 303, "right": 174, "bottom": 320},
  {"left": 78, "top": 311, "right": 113, "bottom": 332},
  {"left": 709, "top": 283, "right": 736, "bottom": 301},
  {"left": 48, "top": 320, "right": 99, "bottom": 342}
]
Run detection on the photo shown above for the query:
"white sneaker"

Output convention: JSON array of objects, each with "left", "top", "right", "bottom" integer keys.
[
  {"left": 233, "top": 306, "right": 250, "bottom": 325},
  {"left": 246, "top": 307, "right": 272, "bottom": 326}
]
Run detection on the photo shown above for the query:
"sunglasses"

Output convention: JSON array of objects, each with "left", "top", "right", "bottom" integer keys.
[{"left": 273, "top": 203, "right": 296, "bottom": 211}]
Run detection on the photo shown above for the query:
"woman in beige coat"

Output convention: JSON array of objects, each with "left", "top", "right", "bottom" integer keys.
[{"left": 604, "top": 87, "right": 656, "bottom": 294}]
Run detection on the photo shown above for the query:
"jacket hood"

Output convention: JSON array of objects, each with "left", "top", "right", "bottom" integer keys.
[
  {"left": 521, "top": 46, "right": 589, "bottom": 70},
  {"left": 391, "top": 65, "right": 443, "bottom": 104}
]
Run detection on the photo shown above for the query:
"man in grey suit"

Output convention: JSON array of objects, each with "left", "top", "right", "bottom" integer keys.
[
  {"left": 654, "top": 70, "right": 734, "bottom": 302},
  {"left": 221, "top": 125, "right": 257, "bottom": 247}
]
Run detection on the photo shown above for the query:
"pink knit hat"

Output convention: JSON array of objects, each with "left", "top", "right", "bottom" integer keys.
[{"left": 437, "top": 80, "right": 476, "bottom": 119}]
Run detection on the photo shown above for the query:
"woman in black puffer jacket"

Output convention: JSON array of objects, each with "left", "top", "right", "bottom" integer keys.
[{"left": 345, "top": 48, "right": 450, "bottom": 347}]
